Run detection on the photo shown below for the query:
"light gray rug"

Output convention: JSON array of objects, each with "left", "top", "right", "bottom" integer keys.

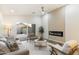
[{"left": 26, "top": 40, "right": 51, "bottom": 55}]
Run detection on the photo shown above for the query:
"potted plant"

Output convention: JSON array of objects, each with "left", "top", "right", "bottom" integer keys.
[{"left": 39, "top": 26, "right": 44, "bottom": 41}]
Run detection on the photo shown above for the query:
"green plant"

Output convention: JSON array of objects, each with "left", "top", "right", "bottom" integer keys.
[{"left": 39, "top": 26, "right": 44, "bottom": 40}]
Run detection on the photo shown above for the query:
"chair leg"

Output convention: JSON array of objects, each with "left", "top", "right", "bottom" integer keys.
[{"left": 50, "top": 47, "right": 58, "bottom": 55}]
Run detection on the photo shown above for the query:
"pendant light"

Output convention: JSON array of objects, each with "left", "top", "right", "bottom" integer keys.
[{"left": 41, "top": 6, "right": 45, "bottom": 15}]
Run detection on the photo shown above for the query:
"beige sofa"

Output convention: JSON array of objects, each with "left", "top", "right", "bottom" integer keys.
[
  {"left": 0, "top": 39, "right": 29, "bottom": 55},
  {"left": 5, "top": 49, "right": 29, "bottom": 55}
]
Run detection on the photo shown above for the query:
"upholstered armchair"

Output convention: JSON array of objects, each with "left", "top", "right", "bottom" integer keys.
[
  {"left": 34, "top": 39, "right": 47, "bottom": 47},
  {"left": 48, "top": 40, "right": 79, "bottom": 55}
]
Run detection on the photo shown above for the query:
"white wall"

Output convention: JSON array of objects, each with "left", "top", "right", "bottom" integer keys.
[
  {"left": 65, "top": 5, "right": 79, "bottom": 42},
  {"left": 0, "top": 13, "right": 4, "bottom": 34},
  {"left": 30, "top": 16, "right": 42, "bottom": 35},
  {"left": 41, "top": 14, "right": 49, "bottom": 39}
]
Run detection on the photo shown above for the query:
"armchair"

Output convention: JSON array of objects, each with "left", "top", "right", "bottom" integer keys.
[
  {"left": 34, "top": 39, "right": 47, "bottom": 47},
  {"left": 48, "top": 40, "right": 78, "bottom": 55}
]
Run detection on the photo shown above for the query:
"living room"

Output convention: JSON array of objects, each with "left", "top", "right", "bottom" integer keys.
[{"left": 0, "top": 4, "right": 79, "bottom": 55}]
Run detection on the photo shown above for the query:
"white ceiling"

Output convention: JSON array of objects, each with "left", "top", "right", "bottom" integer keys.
[{"left": 0, "top": 4, "right": 65, "bottom": 16}]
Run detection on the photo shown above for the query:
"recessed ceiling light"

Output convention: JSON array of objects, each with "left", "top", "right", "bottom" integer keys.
[{"left": 10, "top": 9, "right": 15, "bottom": 13}]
